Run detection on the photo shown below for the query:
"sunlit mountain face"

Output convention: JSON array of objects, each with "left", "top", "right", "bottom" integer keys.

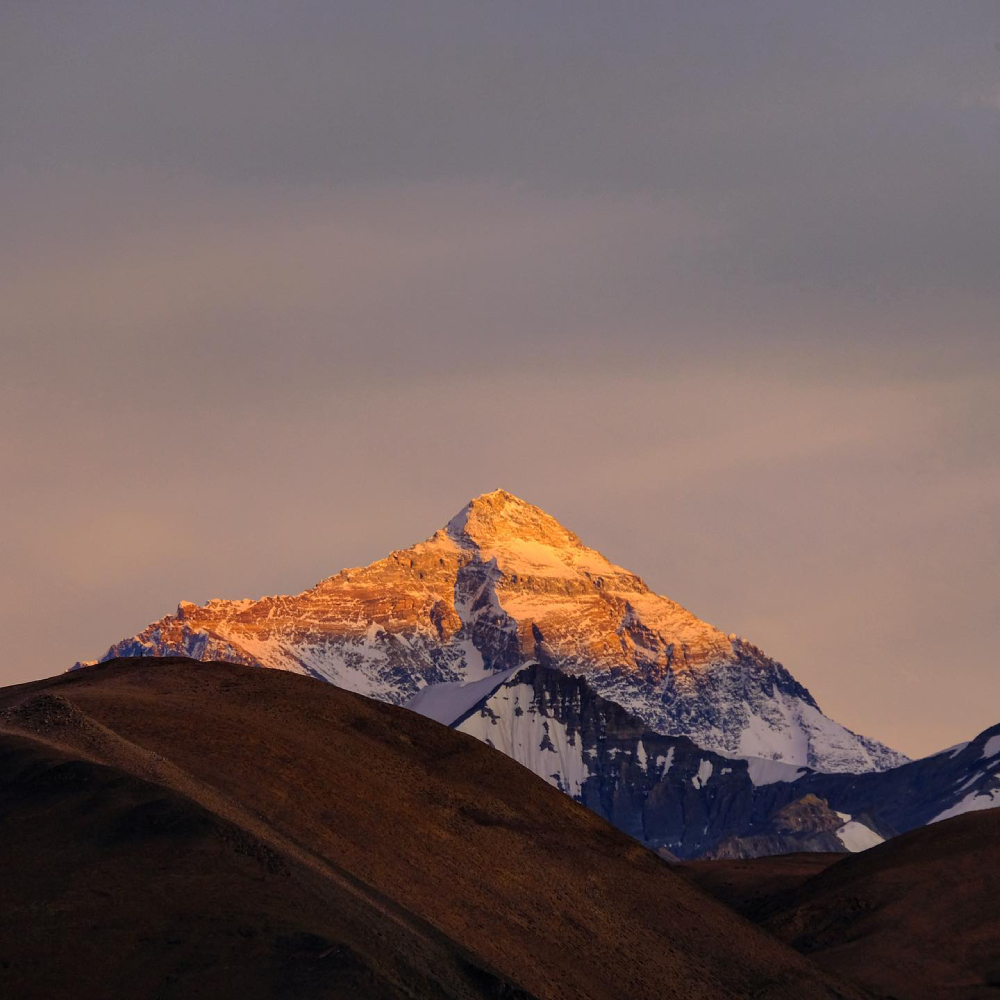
[{"left": 80, "top": 489, "right": 907, "bottom": 774}]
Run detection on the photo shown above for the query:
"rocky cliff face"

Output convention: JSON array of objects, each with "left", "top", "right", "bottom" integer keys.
[
  {"left": 79, "top": 489, "right": 906, "bottom": 773},
  {"left": 701, "top": 794, "right": 888, "bottom": 859},
  {"left": 454, "top": 663, "right": 998, "bottom": 859},
  {"left": 454, "top": 662, "right": 796, "bottom": 857},
  {"left": 802, "top": 722, "right": 1000, "bottom": 831}
]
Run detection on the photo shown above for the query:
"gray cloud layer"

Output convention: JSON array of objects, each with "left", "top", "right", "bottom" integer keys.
[{"left": 2, "top": 1, "right": 998, "bottom": 756}]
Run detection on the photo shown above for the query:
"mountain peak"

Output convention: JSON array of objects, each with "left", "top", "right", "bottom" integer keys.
[
  {"left": 78, "top": 491, "right": 909, "bottom": 775},
  {"left": 445, "top": 490, "right": 583, "bottom": 551}
]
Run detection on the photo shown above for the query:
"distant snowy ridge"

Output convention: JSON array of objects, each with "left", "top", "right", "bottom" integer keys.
[
  {"left": 449, "top": 662, "right": 921, "bottom": 859},
  {"left": 834, "top": 812, "right": 885, "bottom": 852},
  {"left": 78, "top": 489, "right": 907, "bottom": 774},
  {"left": 405, "top": 665, "right": 525, "bottom": 726}
]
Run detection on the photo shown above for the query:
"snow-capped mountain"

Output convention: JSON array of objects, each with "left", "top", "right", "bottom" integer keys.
[
  {"left": 454, "top": 661, "right": 820, "bottom": 857},
  {"left": 810, "top": 722, "right": 1000, "bottom": 830},
  {"left": 452, "top": 662, "right": 997, "bottom": 858},
  {"left": 454, "top": 664, "right": 894, "bottom": 858},
  {"left": 79, "top": 489, "right": 906, "bottom": 773}
]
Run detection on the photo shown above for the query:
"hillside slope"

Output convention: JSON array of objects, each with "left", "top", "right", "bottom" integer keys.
[
  {"left": 762, "top": 808, "right": 1000, "bottom": 998},
  {"left": 688, "top": 810, "right": 1000, "bottom": 999},
  {"left": 0, "top": 657, "right": 866, "bottom": 1000}
]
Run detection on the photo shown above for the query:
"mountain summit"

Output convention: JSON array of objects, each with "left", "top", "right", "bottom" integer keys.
[
  {"left": 80, "top": 490, "right": 906, "bottom": 773},
  {"left": 447, "top": 489, "right": 591, "bottom": 550}
]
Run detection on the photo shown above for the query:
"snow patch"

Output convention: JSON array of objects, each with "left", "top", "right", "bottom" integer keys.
[
  {"left": 744, "top": 757, "right": 808, "bottom": 787},
  {"left": 456, "top": 682, "right": 592, "bottom": 797},
  {"left": 930, "top": 786, "right": 1000, "bottom": 824},
  {"left": 692, "top": 759, "right": 713, "bottom": 789},
  {"left": 406, "top": 666, "right": 522, "bottom": 726},
  {"left": 835, "top": 820, "right": 884, "bottom": 852},
  {"left": 655, "top": 747, "right": 676, "bottom": 774}
]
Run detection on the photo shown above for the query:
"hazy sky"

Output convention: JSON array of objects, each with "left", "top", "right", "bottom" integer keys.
[{"left": 2, "top": 2, "right": 998, "bottom": 758}]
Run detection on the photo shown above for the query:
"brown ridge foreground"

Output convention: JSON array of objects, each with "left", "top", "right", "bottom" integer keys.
[
  {"left": 0, "top": 657, "right": 865, "bottom": 1000},
  {"left": 680, "top": 853, "right": 847, "bottom": 917},
  {"left": 685, "top": 811, "right": 1000, "bottom": 999}
]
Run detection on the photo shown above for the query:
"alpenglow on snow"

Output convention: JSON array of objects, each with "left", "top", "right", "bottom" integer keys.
[{"left": 78, "top": 489, "right": 907, "bottom": 774}]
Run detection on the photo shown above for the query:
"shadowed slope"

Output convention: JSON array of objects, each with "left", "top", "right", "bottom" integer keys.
[
  {"left": 760, "top": 808, "right": 1000, "bottom": 999},
  {"left": 0, "top": 735, "right": 527, "bottom": 1000},
  {"left": 685, "top": 809, "right": 1000, "bottom": 999},
  {"left": 680, "top": 853, "right": 846, "bottom": 917},
  {"left": 0, "top": 657, "right": 865, "bottom": 1000}
]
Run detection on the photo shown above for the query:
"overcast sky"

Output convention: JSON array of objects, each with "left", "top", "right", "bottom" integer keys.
[{"left": 2, "top": 1, "right": 998, "bottom": 757}]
